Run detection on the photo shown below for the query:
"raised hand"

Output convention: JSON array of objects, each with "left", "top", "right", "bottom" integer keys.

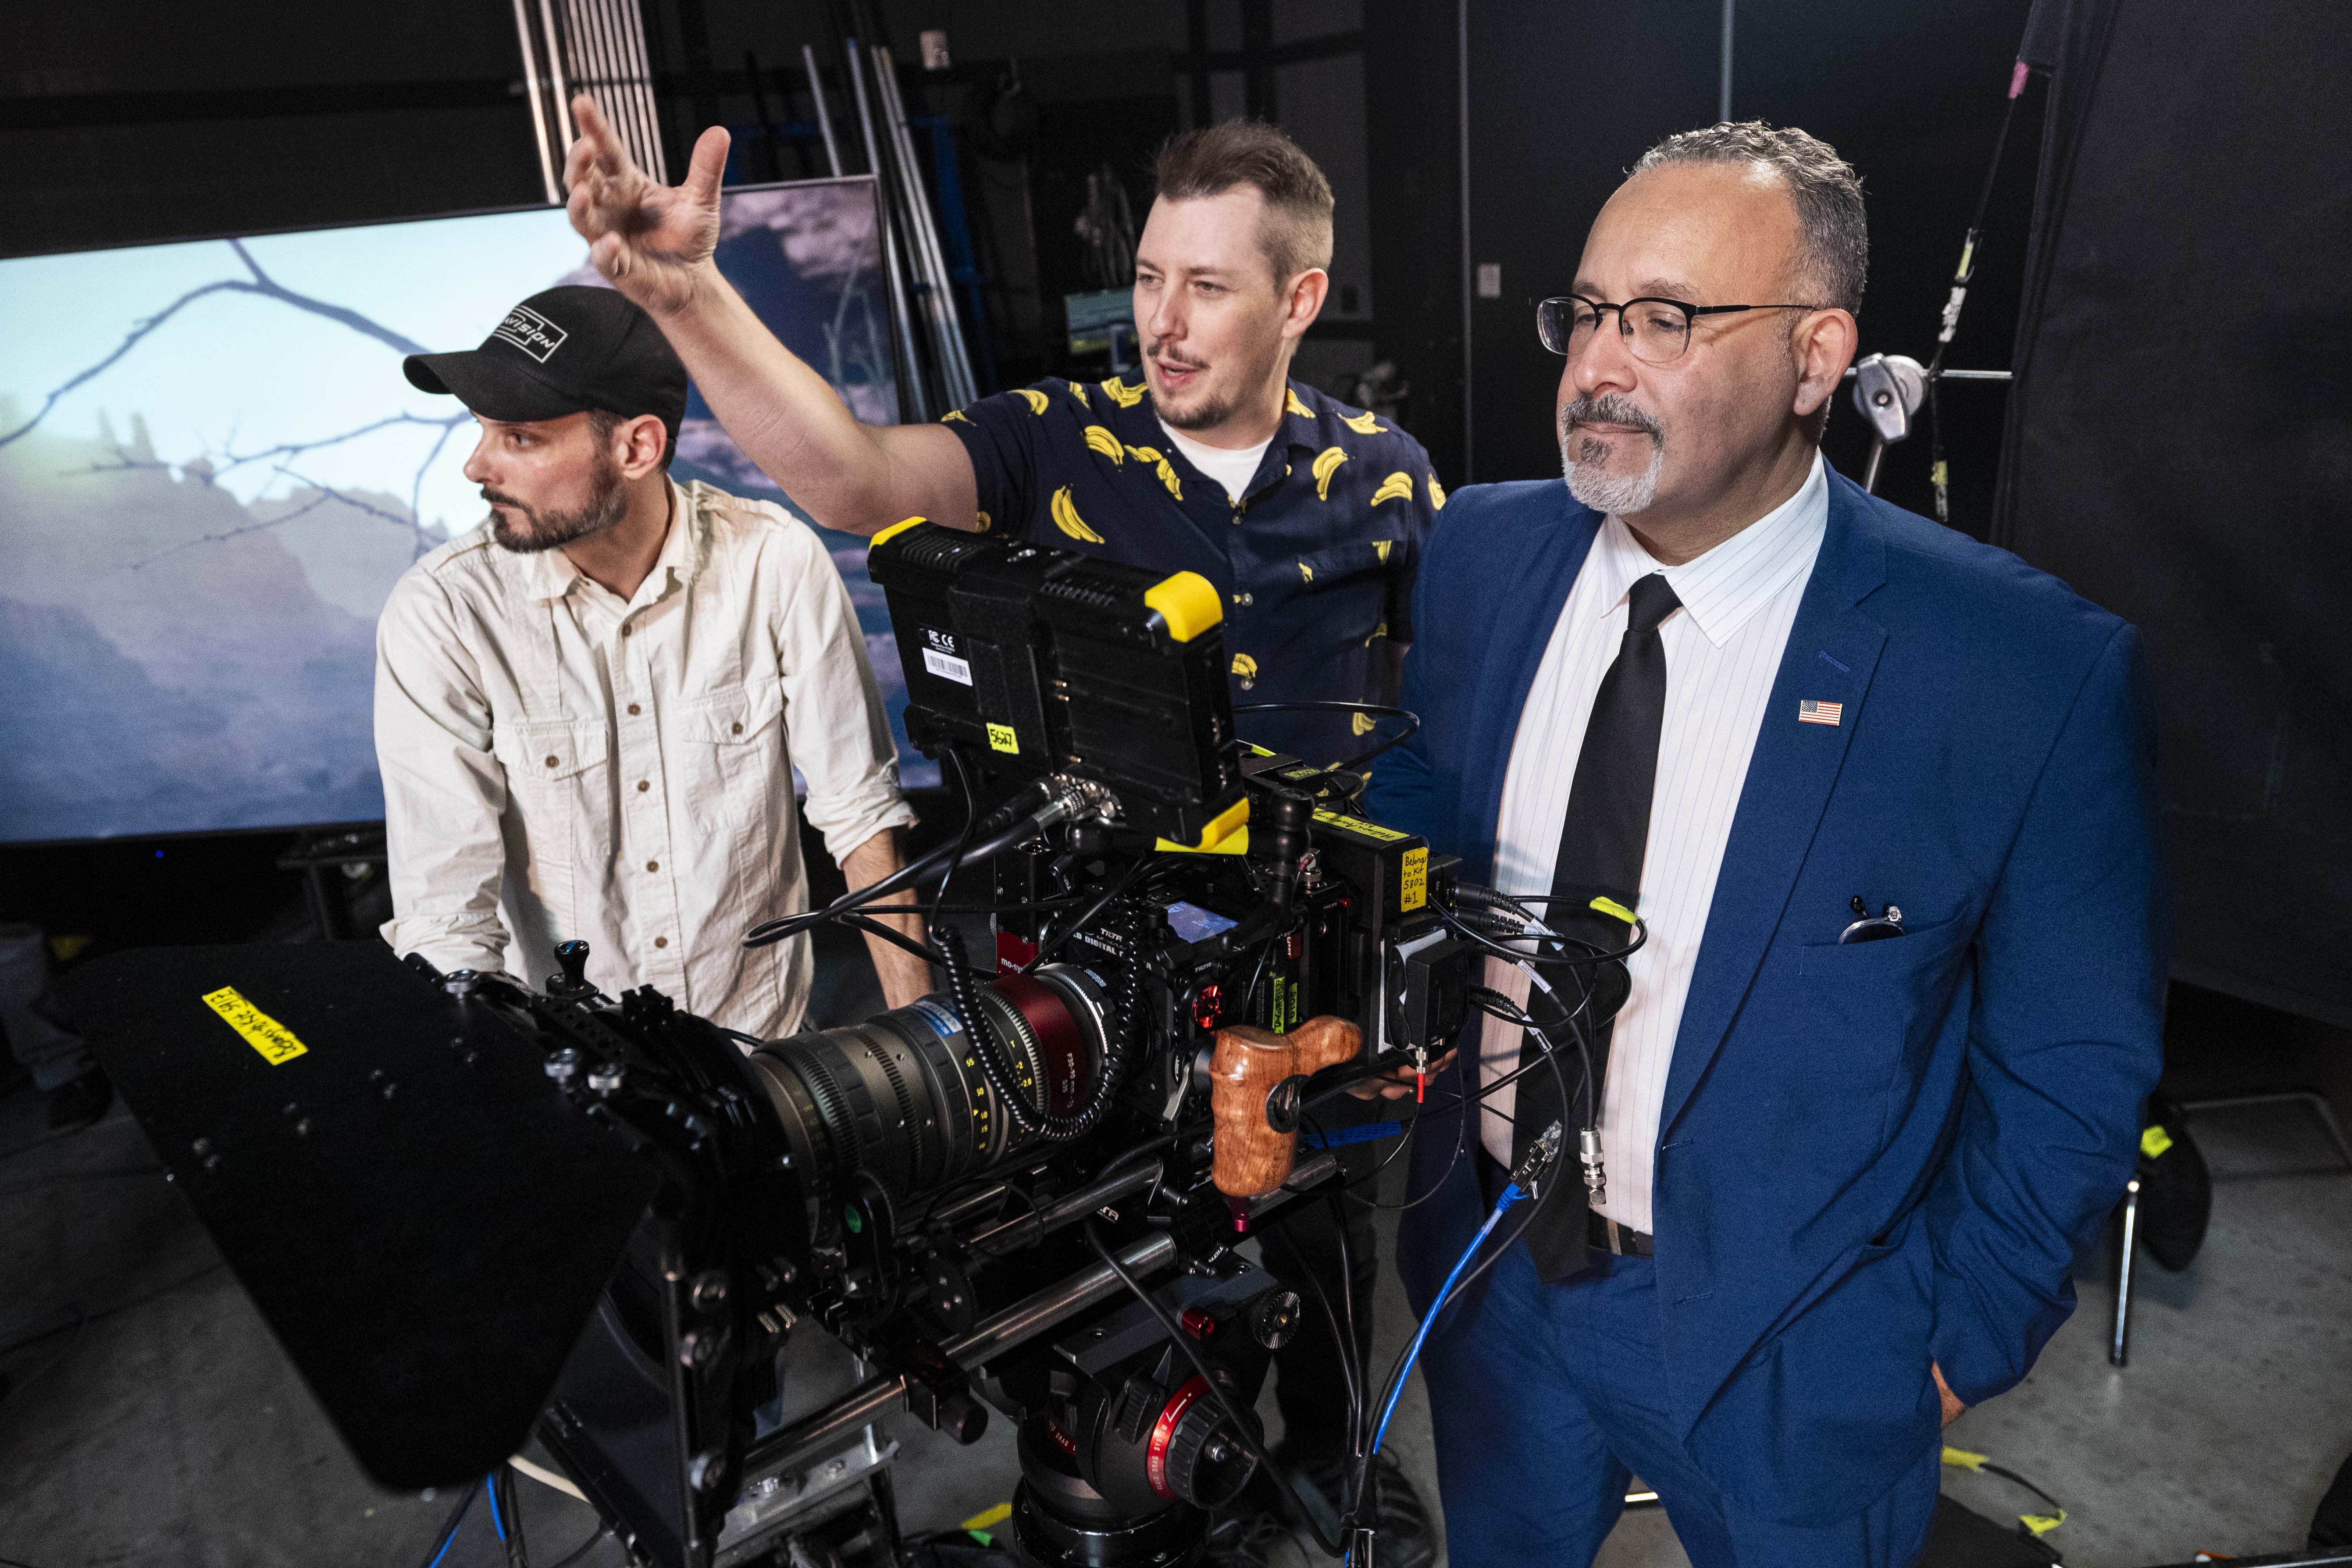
[{"left": 563, "top": 94, "right": 729, "bottom": 316}]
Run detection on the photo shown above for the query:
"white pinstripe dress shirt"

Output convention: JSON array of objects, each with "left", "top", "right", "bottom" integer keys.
[{"left": 1479, "top": 453, "right": 1829, "bottom": 1233}]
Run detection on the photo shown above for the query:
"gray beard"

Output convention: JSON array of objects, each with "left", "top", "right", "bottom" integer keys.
[
  {"left": 1563, "top": 433, "right": 1664, "bottom": 515},
  {"left": 1558, "top": 396, "right": 1665, "bottom": 515}
]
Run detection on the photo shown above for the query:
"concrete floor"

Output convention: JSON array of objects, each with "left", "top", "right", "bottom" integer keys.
[{"left": 4, "top": 971, "right": 2348, "bottom": 1567}]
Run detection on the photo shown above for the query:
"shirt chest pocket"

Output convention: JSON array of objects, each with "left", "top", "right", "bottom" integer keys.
[
  {"left": 680, "top": 679, "right": 787, "bottom": 804},
  {"left": 505, "top": 717, "right": 612, "bottom": 787}
]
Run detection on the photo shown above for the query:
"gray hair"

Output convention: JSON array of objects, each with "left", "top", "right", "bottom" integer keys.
[{"left": 1632, "top": 122, "right": 1867, "bottom": 312}]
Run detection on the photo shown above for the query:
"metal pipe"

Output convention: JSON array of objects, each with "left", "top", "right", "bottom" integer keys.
[
  {"left": 2109, "top": 1176, "right": 2140, "bottom": 1367},
  {"left": 967, "top": 1164, "right": 1162, "bottom": 1258},
  {"left": 536, "top": 0, "right": 576, "bottom": 152},
  {"left": 1861, "top": 437, "right": 1886, "bottom": 494},
  {"left": 744, "top": 1231, "right": 1179, "bottom": 1476},
  {"left": 611, "top": 0, "right": 666, "bottom": 181},
  {"left": 874, "top": 46, "right": 977, "bottom": 408},
  {"left": 510, "top": 0, "right": 560, "bottom": 203},
  {"left": 845, "top": 39, "right": 927, "bottom": 421},
  {"left": 1839, "top": 367, "right": 2010, "bottom": 381},
  {"left": 803, "top": 43, "right": 844, "bottom": 178},
  {"left": 1718, "top": 0, "right": 1735, "bottom": 122}
]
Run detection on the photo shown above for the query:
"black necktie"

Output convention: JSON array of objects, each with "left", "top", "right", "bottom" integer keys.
[{"left": 1512, "top": 571, "right": 1680, "bottom": 1282}]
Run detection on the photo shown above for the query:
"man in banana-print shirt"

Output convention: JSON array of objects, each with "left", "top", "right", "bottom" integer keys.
[
  {"left": 944, "top": 357, "right": 1437, "bottom": 763},
  {"left": 565, "top": 96, "right": 1443, "bottom": 1563}
]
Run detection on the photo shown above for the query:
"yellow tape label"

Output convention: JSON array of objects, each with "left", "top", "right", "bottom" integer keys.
[
  {"left": 202, "top": 986, "right": 309, "bottom": 1066},
  {"left": 1401, "top": 846, "right": 1428, "bottom": 912},
  {"left": 986, "top": 722, "right": 1019, "bottom": 755},
  {"left": 2140, "top": 1124, "right": 2174, "bottom": 1159},
  {"left": 1312, "top": 808, "right": 1408, "bottom": 842}
]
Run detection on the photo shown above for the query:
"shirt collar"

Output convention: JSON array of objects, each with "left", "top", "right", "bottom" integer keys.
[
  {"left": 1591, "top": 450, "right": 1828, "bottom": 648},
  {"left": 522, "top": 478, "right": 698, "bottom": 605}
]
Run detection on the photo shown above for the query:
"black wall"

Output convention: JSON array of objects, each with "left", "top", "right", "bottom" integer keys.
[{"left": 1, "top": 2, "right": 548, "bottom": 256}]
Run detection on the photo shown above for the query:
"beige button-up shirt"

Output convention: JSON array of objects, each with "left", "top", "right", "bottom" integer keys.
[{"left": 375, "top": 478, "right": 915, "bottom": 1038}]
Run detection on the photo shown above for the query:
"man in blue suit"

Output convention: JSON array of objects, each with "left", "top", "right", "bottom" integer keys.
[{"left": 1365, "top": 123, "right": 2164, "bottom": 1566}]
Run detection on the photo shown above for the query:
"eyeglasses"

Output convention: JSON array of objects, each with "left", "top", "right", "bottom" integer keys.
[{"left": 1536, "top": 295, "right": 1830, "bottom": 366}]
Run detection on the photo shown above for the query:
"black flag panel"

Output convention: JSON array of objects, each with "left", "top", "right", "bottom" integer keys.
[{"left": 1995, "top": 0, "right": 2352, "bottom": 1025}]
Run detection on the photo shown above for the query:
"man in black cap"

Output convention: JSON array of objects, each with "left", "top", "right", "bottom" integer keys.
[{"left": 376, "top": 285, "right": 929, "bottom": 1035}]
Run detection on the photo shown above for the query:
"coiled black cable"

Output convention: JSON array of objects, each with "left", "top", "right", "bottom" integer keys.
[{"left": 929, "top": 905, "right": 1143, "bottom": 1140}]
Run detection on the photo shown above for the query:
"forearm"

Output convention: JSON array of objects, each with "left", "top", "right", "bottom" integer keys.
[
  {"left": 839, "top": 827, "right": 934, "bottom": 1009},
  {"left": 650, "top": 265, "right": 973, "bottom": 535}
]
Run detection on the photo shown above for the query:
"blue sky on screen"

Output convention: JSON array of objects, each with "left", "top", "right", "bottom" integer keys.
[{"left": 2, "top": 208, "right": 590, "bottom": 542}]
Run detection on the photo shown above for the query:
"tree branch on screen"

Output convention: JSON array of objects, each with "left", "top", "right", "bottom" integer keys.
[{"left": 1, "top": 239, "right": 430, "bottom": 453}]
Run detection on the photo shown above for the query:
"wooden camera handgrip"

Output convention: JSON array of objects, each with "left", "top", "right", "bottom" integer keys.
[{"left": 1209, "top": 1015, "right": 1363, "bottom": 1197}]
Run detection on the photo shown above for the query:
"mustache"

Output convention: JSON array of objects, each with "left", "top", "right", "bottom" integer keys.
[
  {"left": 481, "top": 487, "right": 530, "bottom": 513},
  {"left": 1559, "top": 394, "right": 1664, "bottom": 442}
]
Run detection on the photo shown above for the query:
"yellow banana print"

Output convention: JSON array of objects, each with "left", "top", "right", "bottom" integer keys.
[
  {"left": 1341, "top": 409, "right": 1387, "bottom": 435},
  {"left": 1083, "top": 425, "right": 1126, "bottom": 464},
  {"left": 1068, "top": 380, "right": 1090, "bottom": 406},
  {"left": 1353, "top": 711, "right": 1377, "bottom": 735},
  {"left": 1099, "top": 377, "right": 1146, "bottom": 408},
  {"left": 1311, "top": 445, "right": 1349, "bottom": 501},
  {"left": 1050, "top": 486, "right": 1105, "bottom": 543},
  {"left": 1014, "top": 388, "right": 1051, "bottom": 415},
  {"left": 1428, "top": 474, "right": 1447, "bottom": 510},
  {"left": 1286, "top": 387, "right": 1315, "bottom": 419},
  {"left": 1298, "top": 561, "right": 1315, "bottom": 584},
  {"left": 941, "top": 409, "right": 972, "bottom": 424},
  {"left": 1231, "top": 653, "right": 1258, "bottom": 681},
  {"left": 1375, "top": 540, "right": 1393, "bottom": 562},
  {"left": 1126, "top": 445, "right": 1183, "bottom": 499},
  {"left": 1363, "top": 620, "right": 1389, "bottom": 647},
  {"left": 1369, "top": 471, "right": 1414, "bottom": 506},
  {"left": 975, "top": 511, "right": 992, "bottom": 532}
]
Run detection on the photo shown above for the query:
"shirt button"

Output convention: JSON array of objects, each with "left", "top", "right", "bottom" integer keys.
[
  {"left": 731, "top": 721, "right": 743, "bottom": 734},
  {"left": 1241, "top": 593, "right": 1254, "bottom": 605},
  {"left": 637, "top": 780, "right": 650, "bottom": 793},
  {"left": 646, "top": 859, "right": 659, "bottom": 873},
  {"left": 543, "top": 755, "right": 558, "bottom": 768},
  {"left": 627, "top": 703, "right": 641, "bottom": 716},
  {"left": 653, "top": 936, "right": 668, "bottom": 949},
  {"left": 621, "top": 624, "right": 633, "bottom": 638}
]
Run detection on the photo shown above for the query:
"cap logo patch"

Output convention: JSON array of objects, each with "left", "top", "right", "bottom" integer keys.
[{"left": 492, "top": 305, "right": 568, "bottom": 363}]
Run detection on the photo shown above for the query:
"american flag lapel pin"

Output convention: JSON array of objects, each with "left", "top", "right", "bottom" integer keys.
[{"left": 1797, "top": 699, "right": 1844, "bottom": 727}]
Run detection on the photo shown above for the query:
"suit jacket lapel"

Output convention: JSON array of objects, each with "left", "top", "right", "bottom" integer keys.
[
  {"left": 1657, "top": 475, "right": 1889, "bottom": 1137},
  {"left": 1460, "top": 496, "right": 1602, "bottom": 883}
]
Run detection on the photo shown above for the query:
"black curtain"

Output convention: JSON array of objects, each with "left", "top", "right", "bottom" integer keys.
[{"left": 1994, "top": 0, "right": 2352, "bottom": 1024}]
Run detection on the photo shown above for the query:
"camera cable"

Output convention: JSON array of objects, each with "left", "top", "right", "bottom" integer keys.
[{"left": 415, "top": 1478, "right": 479, "bottom": 1568}]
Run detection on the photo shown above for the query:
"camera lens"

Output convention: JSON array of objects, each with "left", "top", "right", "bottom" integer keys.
[{"left": 748, "top": 965, "right": 1108, "bottom": 1222}]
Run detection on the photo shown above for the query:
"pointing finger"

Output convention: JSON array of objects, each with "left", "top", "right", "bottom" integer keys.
[{"left": 571, "top": 93, "right": 632, "bottom": 179}]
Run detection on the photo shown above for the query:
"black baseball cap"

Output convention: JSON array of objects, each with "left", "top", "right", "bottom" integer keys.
[{"left": 403, "top": 285, "right": 688, "bottom": 441}]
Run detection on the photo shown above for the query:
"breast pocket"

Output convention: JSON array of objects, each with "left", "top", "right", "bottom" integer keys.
[
  {"left": 1793, "top": 914, "right": 1974, "bottom": 1076},
  {"left": 680, "top": 679, "right": 786, "bottom": 805}
]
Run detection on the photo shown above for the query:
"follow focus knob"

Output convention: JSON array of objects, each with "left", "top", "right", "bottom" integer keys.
[{"left": 551, "top": 940, "right": 592, "bottom": 997}]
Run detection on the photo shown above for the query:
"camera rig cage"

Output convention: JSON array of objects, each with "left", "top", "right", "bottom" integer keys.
[{"left": 70, "top": 525, "right": 1639, "bottom": 1568}]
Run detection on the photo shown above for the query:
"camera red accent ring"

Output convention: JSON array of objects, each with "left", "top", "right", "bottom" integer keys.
[{"left": 1144, "top": 1375, "right": 1209, "bottom": 1500}]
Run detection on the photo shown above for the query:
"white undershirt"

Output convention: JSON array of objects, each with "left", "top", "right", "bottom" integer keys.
[
  {"left": 1158, "top": 417, "right": 1272, "bottom": 506},
  {"left": 1478, "top": 452, "right": 1829, "bottom": 1233}
]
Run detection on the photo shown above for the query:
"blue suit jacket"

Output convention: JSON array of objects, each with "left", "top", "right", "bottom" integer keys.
[{"left": 1365, "top": 469, "right": 2165, "bottom": 1525}]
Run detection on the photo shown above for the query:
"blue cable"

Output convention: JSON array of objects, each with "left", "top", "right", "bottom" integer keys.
[
  {"left": 486, "top": 1474, "right": 506, "bottom": 1541},
  {"left": 1368, "top": 1182, "right": 1523, "bottom": 1456}
]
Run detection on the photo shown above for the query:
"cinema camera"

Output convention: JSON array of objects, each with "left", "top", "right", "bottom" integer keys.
[{"left": 73, "top": 524, "right": 1620, "bottom": 1568}]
